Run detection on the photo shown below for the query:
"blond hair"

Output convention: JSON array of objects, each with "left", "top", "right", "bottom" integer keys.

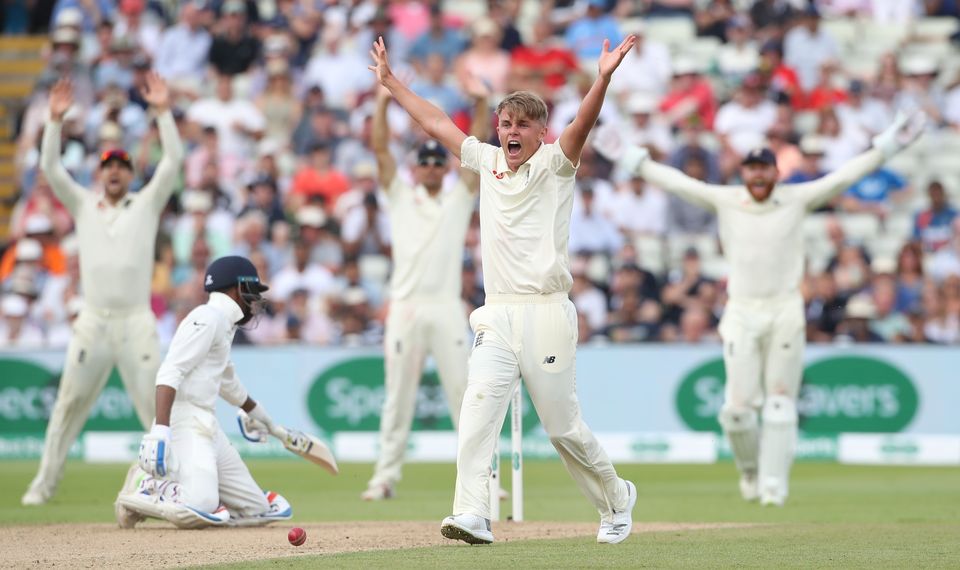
[{"left": 496, "top": 91, "right": 549, "bottom": 125}]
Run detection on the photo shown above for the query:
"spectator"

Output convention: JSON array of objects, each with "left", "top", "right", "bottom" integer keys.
[
  {"left": 804, "top": 60, "right": 849, "bottom": 111},
  {"left": 0, "top": 295, "right": 45, "bottom": 349},
  {"left": 154, "top": 2, "right": 211, "bottom": 84},
  {"left": 569, "top": 187, "right": 624, "bottom": 256},
  {"left": 714, "top": 73, "right": 777, "bottom": 179},
  {"left": 869, "top": 273, "right": 912, "bottom": 342},
  {"left": 716, "top": 16, "right": 759, "bottom": 87},
  {"left": 270, "top": 237, "right": 337, "bottom": 304},
  {"left": 841, "top": 166, "right": 909, "bottom": 217},
  {"left": 297, "top": 205, "right": 344, "bottom": 270},
  {"left": 930, "top": 218, "right": 960, "bottom": 282},
  {"left": 662, "top": 248, "right": 714, "bottom": 326},
  {"left": 677, "top": 302, "right": 719, "bottom": 343},
  {"left": 757, "top": 40, "right": 803, "bottom": 109},
  {"left": 921, "top": 286, "right": 960, "bottom": 344},
  {"left": 455, "top": 18, "right": 512, "bottom": 97},
  {"left": 408, "top": 4, "right": 466, "bottom": 70},
  {"left": 603, "top": 173, "right": 668, "bottom": 237},
  {"left": 619, "top": 92, "right": 673, "bottom": 159},
  {"left": 509, "top": 20, "right": 579, "bottom": 97},
  {"left": 461, "top": 260, "right": 485, "bottom": 313},
  {"left": 255, "top": 60, "right": 302, "bottom": 144},
  {"left": 208, "top": 0, "right": 260, "bottom": 76},
  {"left": 290, "top": 142, "right": 351, "bottom": 211},
  {"left": 293, "top": 104, "right": 342, "bottom": 157},
  {"left": 667, "top": 151, "right": 718, "bottom": 236},
  {"left": 571, "top": 258, "right": 609, "bottom": 336},
  {"left": 112, "top": 0, "right": 161, "bottom": 57},
  {"left": 564, "top": 0, "right": 621, "bottom": 60},
  {"left": 836, "top": 79, "right": 893, "bottom": 139},
  {"left": 332, "top": 287, "right": 381, "bottom": 347},
  {"left": 302, "top": 22, "right": 375, "bottom": 110},
  {"left": 766, "top": 124, "right": 802, "bottom": 181},
  {"left": 608, "top": 22, "right": 672, "bottom": 102},
  {"left": 896, "top": 242, "right": 926, "bottom": 312},
  {"left": 914, "top": 181, "right": 958, "bottom": 252},
  {"left": 488, "top": 0, "right": 524, "bottom": 52},
  {"left": 85, "top": 79, "right": 147, "bottom": 151},
  {"left": 783, "top": 6, "right": 840, "bottom": 92},
  {"left": 281, "top": 287, "right": 334, "bottom": 344},
  {"left": 411, "top": 54, "right": 469, "bottom": 117},
  {"left": 806, "top": 271, "right": 849, "bottom": 342},
  {"left": 188, "top": 74, "right": 266, "bottom": 162},
  {"left": 341, "top": 193, "right": 390, "bottom": 258},
  {"left": 0, "top": 215, "right": 66, "bottom": 280},
  {"left": 784, "top": 135, "right": 828, "bottom": 184},
  {"left": 835, "top": 293, "right": 883, "bottom": 343},
  {"left": 695, "top": 0, "right": 737, "bottom": 42},
  {"left": 171, "top": 190, "right": 234, "bottom": 267},
  {"left": 659, "top": 57, "right": 717, "bottom": 130}
]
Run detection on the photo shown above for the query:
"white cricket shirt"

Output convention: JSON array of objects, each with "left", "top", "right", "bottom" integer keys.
[
  {"left": 385, "top": 177, "right": 474, "bottom": 301},
  {"left": 155, "top": 292, "right": 249, "bottom": 411},
  {"left": 460, "top": 136, "right": 577, "bottom": 295},
  {"left": 41, "top": 110, "right": 184, "bottom": 310},
  {"left": 638, "top": 148, "right": 884, "bottom": 300}
]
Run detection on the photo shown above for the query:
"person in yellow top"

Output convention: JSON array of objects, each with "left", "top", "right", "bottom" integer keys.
[
  {"left": 362, "top": 80, "right": 490, "bottom": 501},
  {"left": 22, "top": 73, "right": 184, "bottom": 506},
  {"left": 369, "top": 34, "right": 639, "bottom": 545},
  {"left": 592, "top": 111, "right": 925, "bottom": 507}
]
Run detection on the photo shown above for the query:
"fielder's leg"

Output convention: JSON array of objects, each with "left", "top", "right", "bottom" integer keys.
[
  {"left": 365, "top": 302, "right": 426, "bottom": 499},
  {"left": 428, "top": 300, "right": 470, "bottom": 429},
  {"left": 518, "top": 300, "right": 634, "bottom": 544},
  {"left": 22, "top": 312, "right": 114, "bottom": 505},
  {"left": 758, "top": 297, "right": 805, "bottom": 506},
  {"left": 114, "top": 309, "right": 160, "bottom": 428},
  {"left": 443, "top": 305, "right": 518, "bottom": 544},
  {"left": 717, "top": 301, "right": 765, "bottom": 502}
]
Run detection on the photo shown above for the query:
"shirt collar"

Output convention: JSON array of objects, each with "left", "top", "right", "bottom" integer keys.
[{"left": 208, "top": 292, "right": 245, "bottom": 324}]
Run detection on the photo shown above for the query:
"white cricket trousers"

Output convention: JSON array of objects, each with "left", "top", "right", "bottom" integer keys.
[
  {"left": 369, "top": 298, "right": 469, "bottom": 488},
  {"left": 718, "top": 292, "right": 805, "bottom": 410},
  {"left": 169, "top": 401, "right": 269, "bottom": 516},
  {"left": 452, "top": 293, "right": 629, "bottom": 520},
  {"left": 26, "top": 306, "right": 159, "bottom": 499}
]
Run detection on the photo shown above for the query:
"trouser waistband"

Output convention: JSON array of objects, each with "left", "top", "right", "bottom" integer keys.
[{"left": 485, "top": 292, "right": 569, "bottom": 305}]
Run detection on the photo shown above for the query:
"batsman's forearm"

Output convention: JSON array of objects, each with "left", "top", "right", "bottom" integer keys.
[
  {"left": 155, "top": 385, "right": 176, "bottom": 427},
  {"left": 384, "top": 75, "right": 449, "bottom": 139}
]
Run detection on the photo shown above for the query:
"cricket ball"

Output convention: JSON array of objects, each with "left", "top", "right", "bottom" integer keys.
[{"left": 288, "top": 527, "right": 307, "bottom": 546}]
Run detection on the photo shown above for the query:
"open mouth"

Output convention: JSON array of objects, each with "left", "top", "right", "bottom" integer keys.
[
  {"left": 748, "top": 180, "right": 767, "bottom": 192},
  {"left": 507, "top": 140, "right": 522, "bottom": 158}
]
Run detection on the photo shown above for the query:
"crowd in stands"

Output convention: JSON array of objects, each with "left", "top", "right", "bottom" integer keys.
[{"left": 2, "top": 0, "right": 960, "bottom": 349}]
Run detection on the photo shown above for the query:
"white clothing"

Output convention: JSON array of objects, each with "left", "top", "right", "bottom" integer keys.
[
  {"left": 303, "top": 51, "right": 376, "bottom": 109},
  {"left": 41, "top": 111, "right": 183, "bottom": 310},
  {"left": 637, "top": 148, "right": 885, "bottom": 300},
  {"left": 270, "top": 264, "right": 337, "bottom": 303},
  {"left": 0, "top": 320, "right": 45, "bottom": 349},
  {"left": 943, "top": 86, "right": 960, "bottom": 127},
  {"left": 714, "top": 101, "right": 778, "bottom": 156},
  {"left": 568, "top": 210, "right": 624, "bottom": 255},
  {"left": 836, "top": 99, "right": 893, "bottom": 138},
  {"left": 459, "top": 136, "right": 577, "bottom": 295},
  {"left": 155, "top": 24, "right": 212, "bottom": 82},
  {"left": 341, "top": 206, "right": 392, "bottom": 252},
  {"left": 385, "top": 178, "right": 475, "bottom": 301},
  {"left": 454, "top": 296, "right": 628, "bottom": 519},
  {"left": 602, "top": 186, "right": 669, "bottom": 236},
  {"left": 609, "top": 40, "right": 672, "bottom": 98},
  {"left": 187, "top": 98, "right": 266, "bottom": 159},
  {"left": 783, "top": 27, "right": 840, "bottom": 91},
  {"left": 717, "top": 43, "right": 759, "bottom": 79},
  {"left": 168, "top": 401, "right": 269, "bottom": 516},
  {"left": 369, "top": 299, "right": 469, "bottom": 488},
  {"left": 156, "top": 292, "right": 249, "bottom": 412}
]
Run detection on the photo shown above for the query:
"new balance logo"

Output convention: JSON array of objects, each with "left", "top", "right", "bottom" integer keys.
[
  {"left": 543, "top": 356, "right": 556, "bottom": 364},
  {"left": 205, "top": 274, "right": 213, "bottom": 286},
  {"left": 474, "top": 332, "right": 485, "bottom": 348}
]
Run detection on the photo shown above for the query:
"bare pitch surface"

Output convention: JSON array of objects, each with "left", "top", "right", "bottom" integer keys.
[{"left": 2, "top": 462, "right": 958, "bottom": 568}]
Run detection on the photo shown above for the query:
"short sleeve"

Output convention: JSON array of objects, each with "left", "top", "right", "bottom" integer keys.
[
  {"left": 460, "top": 136, "right": 482, "bottom": 173},
  {"left": 549, "top": 143, "right": 578, "bottom": 178}
]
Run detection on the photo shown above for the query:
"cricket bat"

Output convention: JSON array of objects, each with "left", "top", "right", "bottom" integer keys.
[{"left": 270, "top": 425, "right": 339, "bottom": 475}]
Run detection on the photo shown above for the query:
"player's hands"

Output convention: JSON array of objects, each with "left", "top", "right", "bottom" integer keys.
[
  {"left": 140, "top": 71, "right": 171, "bottom": 112},
  {"left": 597, "top": 35, "right": 637, "bottom": 81},
  {"left": 368, "top": 36, "right": 396, "bottom": 87},
  {"left": 872, "top": 110, "right": 926, "bottom": 158},
  {"left": 591, "top": 123, "right": 626, "bottom": 162},
  {"left": 462, "top": 71, "right": 492, "bottom": 102},
  {"left": 138, "top": 424, "right": 172, "bottom": 477},
  {"left": 48, "top": 78, "right": 74, "bottom": 121},
  {"left": 238, "top": 404, "right": 276, "bottom": 443}
]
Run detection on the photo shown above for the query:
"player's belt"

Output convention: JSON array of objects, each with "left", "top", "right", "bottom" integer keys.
[
  {"left": 81, "top": 304, "right": 152, "bottom": 318},
  {"left": 485, "top": 292, "right": 569, "bottom": 305}
]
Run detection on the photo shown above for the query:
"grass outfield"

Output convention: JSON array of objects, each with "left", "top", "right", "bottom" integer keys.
[{"left": 2, "top": 460, "right": 958, "bottom": 568}]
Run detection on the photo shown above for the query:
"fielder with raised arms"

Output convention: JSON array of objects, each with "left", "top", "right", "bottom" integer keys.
[
  {"left": 23, "top": 74, "right": 183, "bottom": 506},
  {"left": 115, "top": 256, "right": 292, "bottom": 529},
  {"left": 362, "top": 79, "right": 490, "bottom": 501},
  {"left": 370, "top": 34, "right": 639, "bottom": 545},
  {"left": 593, "top": 111, "right": 925, "bottom": 506}
]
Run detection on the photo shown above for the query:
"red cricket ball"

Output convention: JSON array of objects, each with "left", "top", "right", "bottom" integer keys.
[{"left": 288, "top": 527, "right": 307, "bottom": 546}]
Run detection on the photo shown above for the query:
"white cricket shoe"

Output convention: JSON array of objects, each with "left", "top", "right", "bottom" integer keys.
[
  {"left": 360, "top": 483, "right": 394, "bottom": 501},
  {"left": 21, "top": 488, "right": 48, "bottom": 507},
  {"left": 597, "top": 480, "right": 637, "bottom": 544},
  {"left": 739, "top": 471, "right": 759, "bottom": 502},
  {"left": 115, "top": 464, "right": 148, "bottom": 529},
  {"left": 759, "top": 477, "right": 786, "bottom": 507},
  {"left": 440, "top": 513, "right": 494, "bottom": 545}
]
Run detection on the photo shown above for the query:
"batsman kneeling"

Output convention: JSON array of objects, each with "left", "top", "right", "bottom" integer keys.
[{"left": 115, "top": 256, "right": 292, "bottom": 529}]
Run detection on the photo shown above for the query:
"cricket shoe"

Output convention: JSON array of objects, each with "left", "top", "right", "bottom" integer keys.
[
  {"left": 115, "top": 464, "right": 149, "bottom": 529},
  {"left": 597, "top": 480, "right": 637, "bottom": 544},
  {"left": 759, "top": 477, "right": 786, "bottom": 507},
  {"left": 228, "top": 491, "right": 292, "bottom": 527},
  {"left": 21, "top": 487, "right": 49, "bottom": 507},
  {"left": 440, "top": 514, "right": 494, "bottom": 545},
  {"left": 739, "top": 471, "right": 759, "bottom": 502},
  {"left": 361, "top": 483, "right": 395, "bottom": 501}
]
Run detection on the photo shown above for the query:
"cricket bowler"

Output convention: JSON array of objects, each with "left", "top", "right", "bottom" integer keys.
[
  {"left": 114, "top": 255, "right": 292, "bottom": 529},
  {"left": 370, "top": 34, "right": 639, "bottom": 545},
  {"left": 23, "top": 73, "right": 183, "bottom": 506},
  {"left": 593, "top": 110, "right": 925, "bottom": 506}
]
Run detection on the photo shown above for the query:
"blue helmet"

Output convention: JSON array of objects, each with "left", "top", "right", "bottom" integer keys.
[{"left": 204, "top": 256, "right": 269, "bottom": 293}]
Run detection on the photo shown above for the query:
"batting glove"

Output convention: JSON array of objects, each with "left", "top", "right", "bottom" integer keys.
[
  {"left": 872, "top": 110, "right": 926, "bottom": 159},
  {"left": 139, "top": 424, "right": 172, "bottom": 478},
  {"left": 238, "top": 405, "right": 276, "bottom": 443}
]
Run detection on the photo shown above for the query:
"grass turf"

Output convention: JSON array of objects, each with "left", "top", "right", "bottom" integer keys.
[{"left": 3, "top": 461, "right": 958, "bottom": 568}]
